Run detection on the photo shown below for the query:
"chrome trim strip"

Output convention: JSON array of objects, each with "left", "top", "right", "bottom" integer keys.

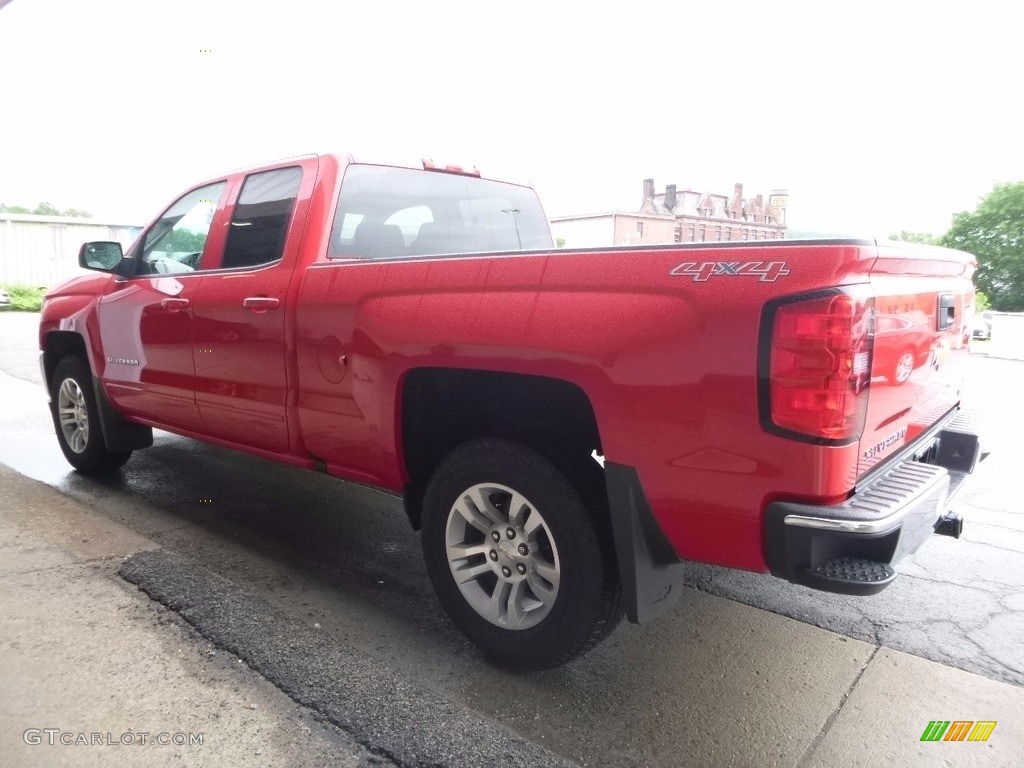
[
  {"left": 783, "top": 513, "right": 905, "bottom": 534},
  {"left": 784, "top": 460, "right": 950, "bottom": 534}
]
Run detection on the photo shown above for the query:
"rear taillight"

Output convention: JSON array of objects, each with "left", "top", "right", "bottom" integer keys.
[{"left": 761, "top": 289, "right": 874, "bottom": 444}]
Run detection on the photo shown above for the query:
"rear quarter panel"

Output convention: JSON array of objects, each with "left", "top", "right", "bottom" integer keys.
[{"left": 297, "top": 241, "right": 877, "bottom": 572}]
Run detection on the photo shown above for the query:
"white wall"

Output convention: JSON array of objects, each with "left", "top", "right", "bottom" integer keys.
[
  {"left": 0, "top": 214, "right": 142, "bottom": 288},
  {"left": 989, "top": 313, "right": 1024, "bottom": 361},
  {"left": 549, "top": 216, "right": 615, "bottom": 249}
]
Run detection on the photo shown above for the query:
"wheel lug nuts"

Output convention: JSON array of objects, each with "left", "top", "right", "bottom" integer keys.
[
  {"left": 517, "top": 543, "right": 529, "bottom": 556},
  {"left": 516, "top": 563, "right": 526, "bottom": 575},
  {"left": 506, "top": 527, "right": 516, "bottom": 539},
  {"left": 491, "top": 531, "right": 501, "bottom": 542},
  {"left": 489, "top": 550, "right": 498, "bottom": 561},
  {"left": 501, "top": 566, "right": 512, "bottom": 578}
]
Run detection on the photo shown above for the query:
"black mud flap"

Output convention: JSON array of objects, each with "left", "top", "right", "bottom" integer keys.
[
  {"left": 91, "top": 376, "right": 153, "bottom": 452},
  {"left": 604, "top": 463, "right": 686, "bottom": 624}
]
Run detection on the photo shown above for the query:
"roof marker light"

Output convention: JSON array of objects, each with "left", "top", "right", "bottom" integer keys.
[{"left": 421, "top": 158, "right": 481, "bottom": 177}]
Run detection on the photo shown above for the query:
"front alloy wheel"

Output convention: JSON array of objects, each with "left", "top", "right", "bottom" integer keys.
[
  {"left": 57, "top": 377, "right": 90, "bottom": 453},
  {"left": 49, "top": 356, "right": 132, "bottom": 473}
]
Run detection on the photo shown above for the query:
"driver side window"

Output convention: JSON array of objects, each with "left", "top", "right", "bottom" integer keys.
[{"left": 136, "top": 182, "right": 226, "bottom": 275}]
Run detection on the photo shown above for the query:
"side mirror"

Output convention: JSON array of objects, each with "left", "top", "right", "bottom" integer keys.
[{"left": 78, "top": 241, "right": 124, "bottom": 272}]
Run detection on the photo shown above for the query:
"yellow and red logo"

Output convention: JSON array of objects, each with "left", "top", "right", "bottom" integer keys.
[{"left": 920, "top": 721, "right": 997, "bottom": 742}]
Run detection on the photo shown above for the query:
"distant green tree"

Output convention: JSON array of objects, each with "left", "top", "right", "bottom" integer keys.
[
  {"left": 889, "top": 230, "right": 939, "bottom": 245},
  {"left": 0, "top": 203, "right": 91, "bottom": 217},
  {"left": 61, "top": 207, "right": 92, "bottom": 218},
  {"left": 974, "top": 290, "right": 991, "bottom": 312},
  {"left": 32, "top": 202, "right": 61, "bottom": 216},
  {"left": 167, "top": 229, "right": 206, "bottom": 253},
  {"left": 941, "top": 182, "right": 1024, "bottom": 311}
]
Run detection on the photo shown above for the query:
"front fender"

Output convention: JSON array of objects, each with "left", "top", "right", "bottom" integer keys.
[{"left": 40, "top": 275, "right": 112, "bottom": 381}]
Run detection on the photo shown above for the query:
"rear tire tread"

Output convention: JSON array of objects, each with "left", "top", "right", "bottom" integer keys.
[{"left": 421, "top": 438, "right": 623, "bottom": 670}]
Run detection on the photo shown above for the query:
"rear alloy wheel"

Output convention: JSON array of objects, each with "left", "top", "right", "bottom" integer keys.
[
  {"left": 50, "top": 356, "right": 133, "bottom": 473},
  {"left": 422, "top": 439, "right": 623, "bottom": 670},
  {"left": 445, "top": 482, "right": 561, "bottom": 631}
]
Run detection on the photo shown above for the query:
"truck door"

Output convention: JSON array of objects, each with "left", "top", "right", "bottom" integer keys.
[
  {"left": 97, "top": 180, "right": 230, "bottom": 432},
  {"left": 191, "top": 161, "right": 314, "bottom": 453}
]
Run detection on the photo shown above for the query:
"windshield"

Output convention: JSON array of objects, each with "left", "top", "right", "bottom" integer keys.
[{"left": 328, "top": 164, "right": 552, "bottom": 259}]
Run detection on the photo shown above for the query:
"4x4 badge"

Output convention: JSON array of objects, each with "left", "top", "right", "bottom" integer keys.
[{"left": 671, "top": 261, "right": 791, "bottom": 282}]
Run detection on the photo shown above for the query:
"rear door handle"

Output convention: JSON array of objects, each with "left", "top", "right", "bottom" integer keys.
[
  {"left": 243, "top": 296, "right": 280, "bottom": 313},
  {"left": 161, "top": 298, "right": 189, "bottom": 312}
]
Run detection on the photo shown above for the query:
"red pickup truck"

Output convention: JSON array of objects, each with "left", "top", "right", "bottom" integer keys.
[{"left": 40, "top": 153, "right": 983, "bottom": 669}]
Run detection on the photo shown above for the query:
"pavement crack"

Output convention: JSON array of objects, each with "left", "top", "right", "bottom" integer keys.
[
  {"left": 797, "top": 645, "right": 879, "bottom": 768},
  {"left": 960, "top": 539, "right": 1024, "bottom": 556},
  {"left": 0, "top": 553, "right": 127, "bottom": 581},
  {"left": 897, "top": 571, "right": 1004, "bottom": 593},
  {"left": 150, "top": 524, "right": 198, "bottom": 538}
]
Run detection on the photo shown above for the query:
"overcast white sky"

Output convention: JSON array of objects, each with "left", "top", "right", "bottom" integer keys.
[{"left": 0, "top": 0, "right": 1020, "bottom": 236}]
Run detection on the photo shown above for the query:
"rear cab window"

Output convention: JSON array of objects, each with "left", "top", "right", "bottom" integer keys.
[
  {"left": 222, "top": 166, "right": 303, "bottom": 270},
  {"left": 328, "top": 165, "right": 552, "bottom": 260}
]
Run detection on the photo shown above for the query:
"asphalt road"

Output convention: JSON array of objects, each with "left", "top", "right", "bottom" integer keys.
[
  {"left": 2, "top": 310, "right": 1023, "bottom": 766},
  {"left": 683, "top": 347, "right": 1024, "bottom": 686}
]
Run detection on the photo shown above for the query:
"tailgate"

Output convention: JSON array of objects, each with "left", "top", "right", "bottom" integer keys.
[{"left": 858, "top": 243, "right": 977, "bottom": 479}]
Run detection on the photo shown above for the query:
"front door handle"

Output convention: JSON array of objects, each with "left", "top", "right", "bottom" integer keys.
[
  {"left": 243, "top": 296, "right": 280, "bottom": 313},
  {"left": 161, "top": 297, "right": 189, "bottom": 312}
]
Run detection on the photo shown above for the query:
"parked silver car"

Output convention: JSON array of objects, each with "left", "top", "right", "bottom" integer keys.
[{"left": 972, "top": 310, "right": 994, "bottom": 340}]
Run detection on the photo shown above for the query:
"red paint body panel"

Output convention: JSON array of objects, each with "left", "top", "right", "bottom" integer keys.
[
  {"left": 191, "top": 156, "right": 322, "bottom": 454},
  {"left": 858, "top": 245, "right": 973, "bottom": 477},
  {"left": 39, "top": 153, "right": 977, "bottom": 578},
  {"left": 99, "top": 275, "right": 207, "bottom": 431}
]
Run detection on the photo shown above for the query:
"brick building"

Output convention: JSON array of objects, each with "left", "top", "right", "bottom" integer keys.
[
  {"left": 640, "top": 179, "right": 787, "bottom": 243},
  {"left": 547, "top": 210, "right": 678, "bottom": 249},
  {"left": 549, "top": 180, "right": 787, "bottom": 248}
]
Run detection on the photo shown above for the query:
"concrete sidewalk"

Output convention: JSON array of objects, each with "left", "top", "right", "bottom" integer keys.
[
  {"left": 1, "top": 462, "right": 1023, "bottom": 766},
  {"left": 0, "top": 464, "right": 375, "bottom": 767}
]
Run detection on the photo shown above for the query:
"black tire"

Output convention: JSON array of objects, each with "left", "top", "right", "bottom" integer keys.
[
  {"left": 421, "top": 438, "right": 623, "bottom": 670},
  {"left": 50, "top": 356, "right": 133, "bottom": 473}
]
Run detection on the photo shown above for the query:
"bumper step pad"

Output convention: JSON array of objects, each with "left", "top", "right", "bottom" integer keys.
[
  {"left": 799, "top": 557, "right": 896, "bottom": 595},
  {"left": 766, "top": 408, "right": 983, "bottom": 597}
]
